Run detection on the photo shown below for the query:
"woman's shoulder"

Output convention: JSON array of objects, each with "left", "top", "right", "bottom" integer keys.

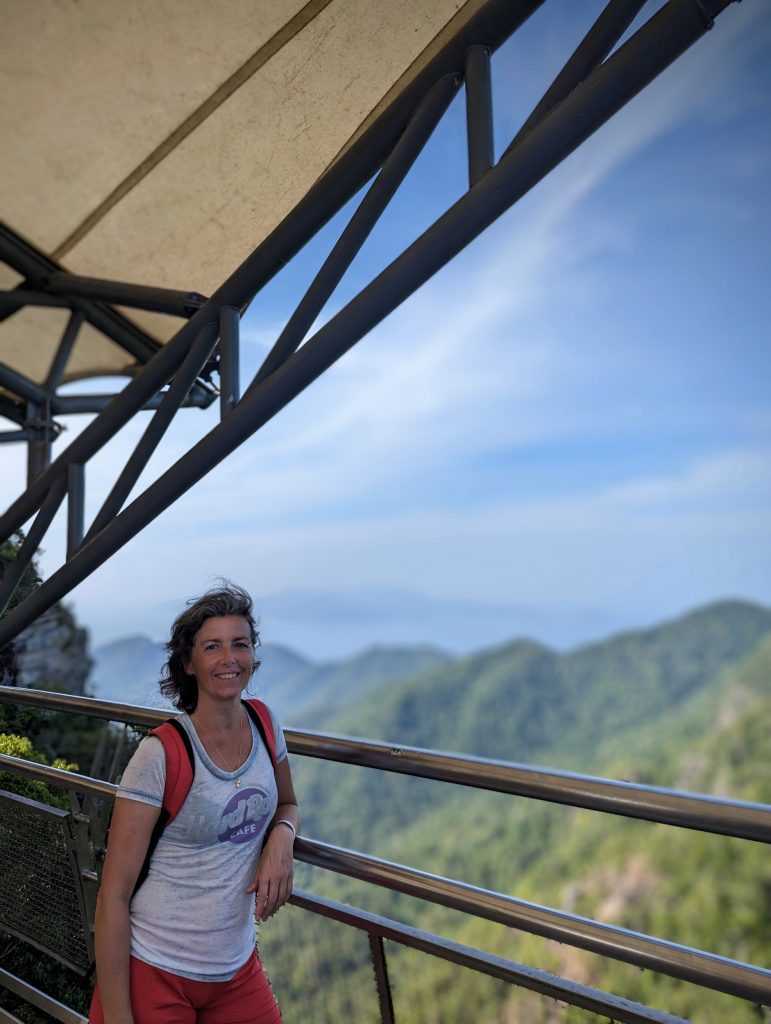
[{"left": 121, "top": 730, "right": 167, "bottom": 781}]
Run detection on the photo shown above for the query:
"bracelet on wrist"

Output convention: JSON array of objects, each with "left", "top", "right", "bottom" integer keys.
[{"left": 274, "top": 818, "right": 296, "bottom": 840}]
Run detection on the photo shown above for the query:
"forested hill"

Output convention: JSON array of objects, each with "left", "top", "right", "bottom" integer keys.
[
  {"left": 313, "top": 598, "right": 771, "bottom": 767},
  {"left": 264, "top": 601, "right": 771, "bottom": 1023},
  {"left": 292, "top": 599, "right": 771, "bottom": 855}
]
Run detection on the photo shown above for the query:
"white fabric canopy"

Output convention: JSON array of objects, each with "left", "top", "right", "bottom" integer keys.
[{"left": 1, "top": 0, "right": 485, "bottom": 387}]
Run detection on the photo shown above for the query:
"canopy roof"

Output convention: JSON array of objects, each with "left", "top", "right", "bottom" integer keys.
[{"left": 0, "top": 0, "right": 485, "bottom": 389}]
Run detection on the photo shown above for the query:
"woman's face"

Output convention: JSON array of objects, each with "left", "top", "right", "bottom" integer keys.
[{"left": 185, "top": 615, "right": 255, "bottom": 703}]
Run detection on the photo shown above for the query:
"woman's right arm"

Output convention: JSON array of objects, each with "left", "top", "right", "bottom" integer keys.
[{"left": 94, "top": 798, "right": 160, "bottom": 1024}]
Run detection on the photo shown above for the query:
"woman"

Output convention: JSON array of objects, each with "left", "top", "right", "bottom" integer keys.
[{"left": 91, "top": 583, "right": 299, "bottom": 1024}]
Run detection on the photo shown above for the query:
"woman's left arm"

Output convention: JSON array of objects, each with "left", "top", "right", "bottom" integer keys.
[{"left": 247, "top": 757, "right": 300, "bottom": 921}]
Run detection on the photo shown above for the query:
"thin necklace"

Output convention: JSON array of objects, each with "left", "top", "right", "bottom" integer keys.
[{"left": 196, "top": 709, "right": 245, "bottom": 787}]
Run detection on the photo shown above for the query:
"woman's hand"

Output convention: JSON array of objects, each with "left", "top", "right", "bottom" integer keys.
[{"left": 246, "top": 824, "right": 294, "bottom": 921}]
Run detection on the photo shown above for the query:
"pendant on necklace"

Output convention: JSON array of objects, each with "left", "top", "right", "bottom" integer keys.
[{"left": 235, "top": 777, "right": 241, "bottom": 788}]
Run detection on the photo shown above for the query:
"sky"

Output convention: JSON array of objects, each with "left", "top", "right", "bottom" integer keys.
[{"left": 3, "top": 1, "right": 770, "bottom": 660}]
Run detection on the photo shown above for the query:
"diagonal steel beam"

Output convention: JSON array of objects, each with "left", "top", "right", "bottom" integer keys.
[
  {"left": 507, "top": 0, "right": 648, "bottom": 152},
  {"left": 0, "top": 224, "right": 162, "bottom": 364},
  {"left": 0, "top": 0, "right": 737, "bottom": 647},
  {"left": 0, "top": 476, "right": 66, "bottom": 617},
  {"left": 0, "top": 395, "right": 25, "bottom": 427},
  {"left": 0, "top": 0, "right": 542, "bottom": 538},
  {"left": 251, "top": 72, "right": 459, "bottom": 388},
  {"left": 45, "top": 312, "right": 84, "bottom": 392},
  {"left": 0, "top": 290, "right": 70, "bottom": 313},
  {"left": 0, "top": 320, "right": 206, "bottom": 538},
  {"left": 83, "top": 322, "right": 220, "bottom": 544},
  {"left": 0, "top": 363, "right": 49, "bottom": 406},
  {"left": 45, "top": 272, "right": 208, "bottom": 319}
]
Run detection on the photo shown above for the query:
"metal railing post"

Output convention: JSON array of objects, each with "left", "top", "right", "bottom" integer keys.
[{"left": 368, "top": 934, "right": 396, "bottom": 1024}]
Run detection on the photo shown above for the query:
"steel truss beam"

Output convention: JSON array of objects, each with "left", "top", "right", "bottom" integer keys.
[
  {"left": 0, "top": 0, "right": 737, "bottom": 648},
  {"left": 0, "top": 226, "right": 217, "bottom": 430}
]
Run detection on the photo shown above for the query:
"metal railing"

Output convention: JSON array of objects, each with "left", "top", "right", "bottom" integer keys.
[
  {"left": 0, "top": 967, "right": 87, "bottom": 1024},
  {"left": 4, "top": 686, "right": 770, "bottom": 843},
  {"left": 1, "top": 685, "right": 770, "bottom": 1022}
]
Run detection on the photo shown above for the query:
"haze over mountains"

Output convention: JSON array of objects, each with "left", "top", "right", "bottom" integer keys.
[
  {"left": 89, "top": 632, "right": 451, "bottom": 722},
  {"left": 89, "top": 598, "right": 770, "bottom": 739},
  {"left": 90, "top": 585, "right": 626, "bottom": 663}
]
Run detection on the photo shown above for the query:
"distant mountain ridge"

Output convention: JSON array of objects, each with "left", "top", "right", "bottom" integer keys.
[
  {"left": 320, "top": 598, "right": 771, "bottom": 764},
  {"left": 261, "top": 598, "right": 771, "bottom": 1023},
  {"left": 89, "top": 634, "right": 450, "bottom": 722},
  {"left": 90, "top": 599, "right": 771, "bottom": 735},
  {"left": 292, "top": 598, "right": 771, "bottom": 853}
]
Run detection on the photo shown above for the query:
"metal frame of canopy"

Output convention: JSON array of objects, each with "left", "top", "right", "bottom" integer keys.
[{"left": 0, "top": 0, "right": 735, "bottom": 642}]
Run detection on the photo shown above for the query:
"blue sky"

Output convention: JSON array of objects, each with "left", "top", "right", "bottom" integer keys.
[{"left": 4, "top": 1, "right": 770, "bottom": 658}]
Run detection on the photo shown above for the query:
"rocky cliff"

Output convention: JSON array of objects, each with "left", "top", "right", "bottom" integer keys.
[{"left": 0, "top": 603, "right": 91, "bottom": 695}]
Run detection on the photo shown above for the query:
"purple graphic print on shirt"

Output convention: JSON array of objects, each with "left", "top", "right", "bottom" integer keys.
[{"left": 218, "top": 787, "right": 273, "bottom": 844}]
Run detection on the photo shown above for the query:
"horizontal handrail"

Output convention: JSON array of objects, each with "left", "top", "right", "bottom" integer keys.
[
  {"left": 290, "top": 889, "right": 691, "bottom": 1024},
  {"left": 1, "top": 686, "right": 769, "bottom": 843},
  {"left": 0, "top": 967, "right": 87, "bottom": 1024},
  {"left": 0, "top": 686, "right": 167, "bottom": 727},
  {"left": 286, "top": 729, "right": 771, "bottom": 843},
  {"left": 0, "top": 752, "right": 116, "bottom": 799},
  {"left": 294, "top": 837, "right": 771, "bottom": 1005},
  {"left": 1, "top": 750, "right": 769, "bottom": 1005}
]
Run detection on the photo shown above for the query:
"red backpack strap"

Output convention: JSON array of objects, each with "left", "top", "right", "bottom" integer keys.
[
  {"left": 132, "top": 719, "right": 195, "bottom": 899},
  {"left": 150, "top": 719, "right": 196, "bottom": 822},
  {"left": 243, "top": 698, "right": 277, "bottom": 770}
]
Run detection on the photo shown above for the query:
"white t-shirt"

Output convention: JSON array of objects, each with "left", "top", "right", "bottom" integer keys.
[{"left": 117, "top": 707, "right": 287, "bottom": 981}]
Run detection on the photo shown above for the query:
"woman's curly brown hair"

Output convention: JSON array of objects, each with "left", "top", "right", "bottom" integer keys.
[{"left": 159, "top": 581, "right": 260, "bottom": 712}]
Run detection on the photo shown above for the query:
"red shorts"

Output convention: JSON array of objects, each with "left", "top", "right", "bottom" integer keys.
[{"left": 89, "top": 952, "right": 282, "bottom": 1024}]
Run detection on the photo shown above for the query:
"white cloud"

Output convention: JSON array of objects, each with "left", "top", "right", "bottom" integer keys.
[{"left": 65, "top": 443, "right": 771, "bottom": 646}]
